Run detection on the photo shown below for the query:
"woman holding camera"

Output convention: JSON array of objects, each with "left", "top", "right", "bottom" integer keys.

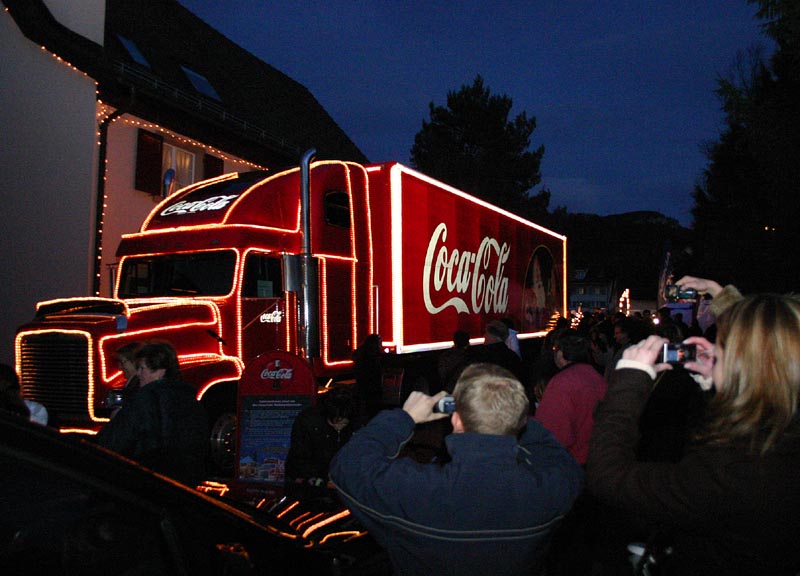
[{"left": 588, "top": 292, "right": 800, "bottom": 574}]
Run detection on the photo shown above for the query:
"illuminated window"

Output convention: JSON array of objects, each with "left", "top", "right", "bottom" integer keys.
[
  {"left": 181, "top": 66, "right": 221, "bottom": 100},
  {"left": 136, "top": 130, "right": 197, "bottom": 196},
  {"left": 163, "top": 143, "right": 196, "bottom": 192},
  {"left": 324, "top": 190, "right": 350, "bottom": 228}
]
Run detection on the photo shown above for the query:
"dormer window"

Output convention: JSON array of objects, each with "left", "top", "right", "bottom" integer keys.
[
  {"left": 117, "top": 35, "right": 150, "bottom": 67},
  {"left": 181, "top": 66, "right": 221, "bottom": 100}
]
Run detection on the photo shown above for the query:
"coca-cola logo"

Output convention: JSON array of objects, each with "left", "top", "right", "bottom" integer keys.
[
  {"left": 260, "top": 359, "right": 294, "bottom": 380},
  {"left": 161, "top": 194, "right": 239, "bottom": 216},
  {"left": 423, "top": 222, "right": 510, "bottom": 315},
  {"left": 260, "top": 310, "right": 283, "bottom": 323}
]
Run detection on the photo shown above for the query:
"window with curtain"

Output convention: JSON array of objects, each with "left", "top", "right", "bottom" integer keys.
[{"left": 162, "top": 143, "right": 195, "bottom": 193}]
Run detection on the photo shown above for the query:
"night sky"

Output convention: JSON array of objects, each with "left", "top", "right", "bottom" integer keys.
[{"left": 179, "top": 1, "right": 770, "bottom": 227}]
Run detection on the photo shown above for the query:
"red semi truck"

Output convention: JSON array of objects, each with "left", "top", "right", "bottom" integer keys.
[{"left": 15, "top": 151, "right": 566, "bottom": 470}]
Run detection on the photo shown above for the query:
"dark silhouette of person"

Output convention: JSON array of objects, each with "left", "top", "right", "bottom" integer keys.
[
  {"left": 352, "top": 334, "right": 384, "bottom": 423},
  {"left": 0, "top": 363, "right": 29, "bottom": 419},
  {"left": 285, "top": 385, "right": 358, "bottom": 490},
  {"left": 96, "top": 341, "right": 208, "bottom": 485},
  {"left": 473, "top": 321, "right": 525, "bottom": 386},
  {"left": 0, "top": 362, "right": 48, "bottom": 424}
]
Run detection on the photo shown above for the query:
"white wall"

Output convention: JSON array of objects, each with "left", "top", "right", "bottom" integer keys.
[{"left": 0, "top": 7, "right": 100, "bottom": 365}]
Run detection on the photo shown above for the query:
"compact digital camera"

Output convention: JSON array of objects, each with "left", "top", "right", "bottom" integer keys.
[
  {"left": 664, "top": 284, "right": 697, "bottom": 302},
  {"left": 433, "top": 396, "right": 456, "bottom": 414},
  {"left": 661, "top": 342, "right": 697, "bottom": 364}
]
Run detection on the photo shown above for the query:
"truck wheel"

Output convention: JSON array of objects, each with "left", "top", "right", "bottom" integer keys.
[{"left": 208, "top": 410, "right": 236, "bottom": 477}]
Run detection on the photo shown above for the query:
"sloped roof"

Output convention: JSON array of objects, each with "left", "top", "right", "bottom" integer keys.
[{"left": 4, "top": 0, "right": 367, "bottom": 167}]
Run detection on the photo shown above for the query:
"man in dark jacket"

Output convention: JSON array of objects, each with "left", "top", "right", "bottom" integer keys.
[
  {"left": 330, "top": 363, "right": 583, "bottom": 576},
  {"left": 473, "top": 320, "right": 526, "bottom": 384},
  {"left": 284, "top": 385, "right": 357, "bottom": 488},
  {"left": 96, "top": 341, "right": 208, "bottom": 486}
]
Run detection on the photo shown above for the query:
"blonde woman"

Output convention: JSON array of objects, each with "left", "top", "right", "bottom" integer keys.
[{"left": 588, "top": 293, "right": 800, "bottom": 574}]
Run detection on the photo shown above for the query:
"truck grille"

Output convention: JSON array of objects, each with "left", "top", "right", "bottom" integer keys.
[{"left": 17, "top": 332, "right": 92, "bottom": 423}]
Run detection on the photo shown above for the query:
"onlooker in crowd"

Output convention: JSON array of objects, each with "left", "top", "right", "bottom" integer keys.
[
  {"left": 285, "top": 385, "right": 357, "bottom": 490},
  {"left": 437, "top": 329, "right": 472, "bottom": 393},
  {"left": 535, "top": 330, "right": 607, "bottom": 465},
  {"left": 104, "top": 342, "right": 143, "bottom": 417},
  {"left": 96, "top": 341, "right": 208, "bottom": 485},
  {"left": 330, "top": 363, "right": 583, "bottom": 576},
  {"left": 0, "top": 363, "right": 48, "bottom": 425},
  {"left": 588, "top": 291, "right": 800, "bottom": 574},
  {"left": 532, "top": 317, "right": 570, "bottom": 395},
  {"left": 656, "top": 306, "right": 674, "bottom": 328},
  {"left": 474, "top": 320, "right": 525, "bottom": 386},
  {"left": 535, "top": 330, "right": 607, "bottom": 575},
  {"left": 672, "top": 312, "right": 690, "bottom": 339},
  {"left": 352, "top": 333, "right": 384, "bottom": 424},
  {"left": 604, "top": 315, "right": 651, "bottom": 381},
  {"left": 592, "top": 320, "right": 715, "bottom": 572}
]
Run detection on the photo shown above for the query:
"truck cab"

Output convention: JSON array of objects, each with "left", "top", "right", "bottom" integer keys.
[{"left": 16, "top": 160, "right": 375, "bottom": 473}]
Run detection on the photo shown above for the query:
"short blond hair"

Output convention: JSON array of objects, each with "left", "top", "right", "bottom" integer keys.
[
  {"left": 453, "top": 363, "right": 529, "bottom": 435},
  {"left": 700, "top": 293, "right": 800, "bottom": 453}
]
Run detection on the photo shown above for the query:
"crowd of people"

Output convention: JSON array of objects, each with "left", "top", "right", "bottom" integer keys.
[
  {"left": 5, "top": 272, "right": 800, "bottom": 574},
  {"left": 329, "top": 275, "right": 800, "bottom": 575}
]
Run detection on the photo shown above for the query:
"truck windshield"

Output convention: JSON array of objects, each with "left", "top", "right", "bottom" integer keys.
[{"left": 117, "top": 251, "right": 237, "bottom": 298}]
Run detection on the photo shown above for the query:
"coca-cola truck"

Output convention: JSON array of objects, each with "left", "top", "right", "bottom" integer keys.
[{"left": 15, "top": 151, "right": 566, "bottom": 471}]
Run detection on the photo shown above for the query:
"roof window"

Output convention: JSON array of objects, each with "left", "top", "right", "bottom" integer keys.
[
  {"left": 181, "top": 66, "right": 221, "bottom": 100},
  {"left": 117, "top": 35, "right": 150, "bottom": 67}
]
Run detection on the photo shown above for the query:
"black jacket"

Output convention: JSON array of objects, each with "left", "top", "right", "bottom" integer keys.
[
  {"left": 588, "top": 367, "right": 800, "bottom": 575},
  {"left": 96, "top": 378, "right": 208, "bottom": 485},
  {"left": 284, "top": 405, "right": 355, "bottom": 483}
]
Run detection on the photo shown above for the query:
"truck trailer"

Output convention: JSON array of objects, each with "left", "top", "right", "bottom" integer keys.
[{"left": 16, "top": 151, "right": 566, "bottom": 471}]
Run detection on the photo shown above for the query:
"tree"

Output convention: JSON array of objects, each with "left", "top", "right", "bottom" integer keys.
[
  {"left": 410, "top": 75, "right": 549, "bottom": 219},
  {"left": 692, "top": 0, "right": 800, "bottom": 292}
]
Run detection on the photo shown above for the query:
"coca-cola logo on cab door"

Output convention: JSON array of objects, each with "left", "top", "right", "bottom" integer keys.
[{"left": 422, "top": 222, "right": 510, "bottom": 315}]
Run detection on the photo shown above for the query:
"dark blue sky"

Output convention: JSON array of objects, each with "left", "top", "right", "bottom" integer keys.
[{"left": 180, "top": 1, "right": 770, "bottom": 227}]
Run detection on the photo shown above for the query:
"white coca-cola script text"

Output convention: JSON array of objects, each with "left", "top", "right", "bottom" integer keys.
[
  {"left": 161, "top": 195, "right": 239, "bottom": 216},
  {"left": 422, "top": 222, "right": 510, "bottom": 315},
  {"left": 261, "top": 367, "right": 294, "bottom": 380}
]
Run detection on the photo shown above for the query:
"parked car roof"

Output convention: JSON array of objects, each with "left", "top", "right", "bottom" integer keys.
[{"left": 0, "top": 411, "right": 386, "bottom": 575}]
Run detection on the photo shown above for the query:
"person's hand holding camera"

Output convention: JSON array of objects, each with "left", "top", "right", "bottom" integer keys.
[
  {"left": 682, "top": 336, "right": 715, "bottom": 383},
  {"left": 403, "top": 391, "right": 451, "bottom": 424},
  {"left": 621, "top": 335, "right": 672, "bottom": 371},
  {"left": 675, "top": 275, "right": 723, "bottom": 298}
]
